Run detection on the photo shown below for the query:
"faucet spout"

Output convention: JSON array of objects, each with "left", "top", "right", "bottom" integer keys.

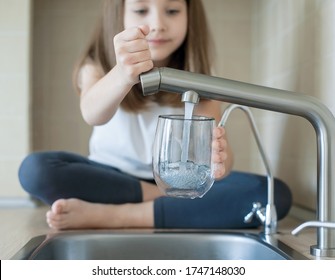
[
  {"left": 181, "top": 90, "right": 199, "bottom": 104},
  {"left": 140, "top": 67, "right": 335, "bottom": 257}
]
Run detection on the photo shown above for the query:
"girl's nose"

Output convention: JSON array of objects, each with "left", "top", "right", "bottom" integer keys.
[{"left": 150, "top": 12, "right": 166, "bottom": 32}]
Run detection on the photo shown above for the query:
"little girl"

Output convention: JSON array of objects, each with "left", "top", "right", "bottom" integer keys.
[{"left": 19, "top": 0, "right": 292, "bottom": 230}]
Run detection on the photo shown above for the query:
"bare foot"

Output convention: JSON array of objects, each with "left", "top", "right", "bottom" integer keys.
[
  {"left": 46, "top": 198, "right": 153, "bottom": 230},
  {"left": 141, "top": 180, "right": 164, "bottom": 201}
]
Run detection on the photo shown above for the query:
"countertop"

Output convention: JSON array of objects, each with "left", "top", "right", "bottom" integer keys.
[{"left": 0, "top": 205, "right": 327, "bottom": 260}]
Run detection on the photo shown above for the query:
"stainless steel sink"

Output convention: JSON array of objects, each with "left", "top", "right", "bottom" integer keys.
[{"left": 11, "top": 231, "right": 308, "bottom": 260}]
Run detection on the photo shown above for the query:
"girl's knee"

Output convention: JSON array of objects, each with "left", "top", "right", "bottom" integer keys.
[
  {"left": 18, "top": 152, "right": 53, "bottom": 197},
  {"left": 273, "top": 178, "right": 293, "bottom": 219}
]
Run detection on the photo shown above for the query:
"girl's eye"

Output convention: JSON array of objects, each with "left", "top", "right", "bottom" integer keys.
[
  {"left": 133, "top": 9, "right": 148, "bottom": 15},
  {"left": 166, "top": 9, "right": 180, "bottom": 15}
]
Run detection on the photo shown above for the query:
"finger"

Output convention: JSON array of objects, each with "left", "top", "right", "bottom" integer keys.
[
  {"left": 212, "top": 151, "right": 227, "bottom": 163},
  {"left": 118, "top": 50, "right": 152, "bottom": 68},
  {"left": 213, "top": 126, "right": 225, "bottom": 139},
  {"left": 213, "top": 163, "right": 226, "bottom": 179},
  {"left": 123, "top": 39, "right": 150, "bottom": 53},
  {"left": 212, "top": 138, "right": 227, "bottom": 151},
  {"left": 116, "top": 26, "right": 148, "bottom": 42},
  {"left": 138, "top": 24, "right": 150, "bottom": 36}
]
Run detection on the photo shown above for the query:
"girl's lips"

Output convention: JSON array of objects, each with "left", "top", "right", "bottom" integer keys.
[{"left": 148, "top": 39, "right": 170, "bottom": 46}]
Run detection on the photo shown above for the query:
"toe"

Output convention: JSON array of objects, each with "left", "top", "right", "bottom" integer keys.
[{"left": 51, "top": 199, "right": 67, "bottom": 214}]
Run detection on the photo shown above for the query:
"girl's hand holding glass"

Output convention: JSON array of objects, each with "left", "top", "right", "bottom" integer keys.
[{"left": 212, "top": 126, "right": 228, "bottom": 180}]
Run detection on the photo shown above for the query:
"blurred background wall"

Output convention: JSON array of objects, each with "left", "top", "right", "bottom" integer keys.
[{"left": 0, "top": 0, "right": 31, "bottom": 199}]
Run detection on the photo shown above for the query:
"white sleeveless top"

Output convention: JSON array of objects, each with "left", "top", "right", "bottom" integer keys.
[{"left": 88, "top": 103, "right": 184, "bottom": 179}]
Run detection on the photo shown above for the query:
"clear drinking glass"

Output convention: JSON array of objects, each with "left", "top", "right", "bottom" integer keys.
[{"left": 153, "top": 115, "right": 216, "bottom": 199}]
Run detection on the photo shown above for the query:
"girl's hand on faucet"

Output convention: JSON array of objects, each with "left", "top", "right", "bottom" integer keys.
[
  {"left": 113, "top": 25, "right": 154, "bottom": 87},
  {"left": 212, "top": 126, "right": 228, "bottom": 179}
]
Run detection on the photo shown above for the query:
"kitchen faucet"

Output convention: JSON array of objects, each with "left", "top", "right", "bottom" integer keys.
[{"left": 140, "top": 67, "right": 335, "bottom": 258}]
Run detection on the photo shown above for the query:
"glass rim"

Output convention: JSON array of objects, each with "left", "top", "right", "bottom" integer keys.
[{"left": 158, "top": 114, "right": 215, "bottom": 121}]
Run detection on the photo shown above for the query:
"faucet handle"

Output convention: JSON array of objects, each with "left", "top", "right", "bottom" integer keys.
[{"left": 244, "top": 202, "right": 266, "bottom": 224}]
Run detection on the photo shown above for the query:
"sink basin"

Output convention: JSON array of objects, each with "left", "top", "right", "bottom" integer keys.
[{"left": 11, "top": 231, "right": 308, "bottom": 260}]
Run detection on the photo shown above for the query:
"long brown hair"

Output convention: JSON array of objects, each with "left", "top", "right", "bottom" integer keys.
[{"left": 73, "top": 0, "right": 213, "bottom": 112}]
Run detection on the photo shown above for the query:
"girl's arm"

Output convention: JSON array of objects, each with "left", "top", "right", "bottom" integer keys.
[
  {"left": 194, "top": 100, "right": 234, "bottom": 179},
  {"left": 79, "top": 26, "right": 153, "bottom": 126}
]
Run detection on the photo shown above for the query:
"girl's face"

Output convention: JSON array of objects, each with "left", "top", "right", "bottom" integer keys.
[{"left": 124, "top": 0, "right": 188, "bottom": 67}]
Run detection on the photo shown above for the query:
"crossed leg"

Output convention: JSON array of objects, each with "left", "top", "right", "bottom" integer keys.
[{"left": 46, "top": 181, "right": 161, "bottom": 230}]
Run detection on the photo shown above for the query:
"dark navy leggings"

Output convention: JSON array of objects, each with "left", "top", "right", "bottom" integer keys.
[{"left": 18, "top": 151, "right": 292, "bottom": 229}]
